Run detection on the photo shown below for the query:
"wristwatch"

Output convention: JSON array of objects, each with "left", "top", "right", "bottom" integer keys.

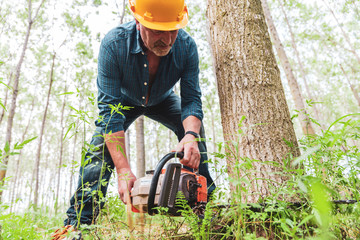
[{"left": 185, "top": 131, "right": 201, "bottom": 141}]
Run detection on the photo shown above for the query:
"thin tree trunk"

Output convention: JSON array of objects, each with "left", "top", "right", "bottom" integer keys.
[
  {"left": 205, "top": 95, "right": 218, "bottom": 179},
  {"left": 155, "top": 125, "right": 160, "bottom": 166},
  {"left": 9, "top": 97, "right": 36, "bottom": 212},
  {"left": 40, "top": 153, "right": 49, "bottom": 210},
  {"left": 207, "top": 0, "right": 300, "bottom": 203},
  {"left": 33, "top": 53, "right": 56, "bottom": 208},
  {"left": 351, "top": 0, "right": 360, "bottom": 18},
  {"left": 0, "top": 72, "right": 12, "bottom": 124},
  {"left": 278, "top": 0, "right": 322, "bottom": 122},
  {"left": 0, "top": 0, "right": 45, "bottom": 202},
  {"left": 69, "top": 133, "right": 77, "bottom": 200},
  {"left": 115, "top": 0, "right": 126, "bottom": 25},
  {"left": 55, "top": 84, "right": 67, "bottom": 213},
  {"left": 340, "top": 64, "right": 360, "bottom": 107},
  {"left": 261, "top": 0, "right": 315, "bottom": 135},
  {"left": 135, "top": 116, "right": 145, "bottom": 178},
  {"left": 168, "top": 129, "right": 172, "bottom": 152},
  {"left": 125, "top": 130, "right": 131, "bottom": 167},
  {"left": 323, "top": 0, "right": 360, "bottom": 64}
]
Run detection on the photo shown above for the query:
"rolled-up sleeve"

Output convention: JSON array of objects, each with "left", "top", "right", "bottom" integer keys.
[
  {"left": 180, "top": 38, "right": 203, "bottom": 122},
  {"left": 96, "top": 36, "right": 126, "bottom": 134}
]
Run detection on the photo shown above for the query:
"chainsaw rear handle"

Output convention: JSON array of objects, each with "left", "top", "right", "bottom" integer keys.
[{"left": 147, "top": 151, "right": 184, "bottom": 215}]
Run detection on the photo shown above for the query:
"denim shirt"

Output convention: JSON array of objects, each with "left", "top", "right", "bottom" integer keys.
[{"left": 95, "top": 21, "right": 203, "bottom": 133}]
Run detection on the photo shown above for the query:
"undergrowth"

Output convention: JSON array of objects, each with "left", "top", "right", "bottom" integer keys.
[{"left": 0, "top": 115, "right": 359, "bottom": 239}]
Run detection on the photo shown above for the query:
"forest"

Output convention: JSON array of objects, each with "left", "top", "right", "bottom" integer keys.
[{"left": 0, "top": 0, "right": 359, "bottom": 239}]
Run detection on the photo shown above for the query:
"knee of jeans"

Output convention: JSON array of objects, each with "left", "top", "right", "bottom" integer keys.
[{"left": 81, "top": 159, "right": 109, "bottom": 182}]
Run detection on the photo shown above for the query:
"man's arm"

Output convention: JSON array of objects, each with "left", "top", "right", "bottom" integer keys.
[
  {"left": 105, "top": 131, "right": 136, "bottom": 204},
  {"left": 175, "top": 116, "right": 202, "bottom": 169}
]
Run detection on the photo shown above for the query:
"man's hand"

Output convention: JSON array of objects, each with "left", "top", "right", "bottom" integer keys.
[
  {"left": 117, "top": 168, "right": 137, "bottom": 204},
  {"left": 175, "top": 133, "right": 200, "bottom": 169}
]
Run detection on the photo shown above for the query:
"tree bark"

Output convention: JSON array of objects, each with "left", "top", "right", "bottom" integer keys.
[
  {"left": 261, "top": 0, "right": 315, "bottom": 135},
  {"left": 323, "top": 0, "right": 360, "bottom": 65},
  {"left": 125, "top": 130, "right": 131, "bottom": 167},
  {"left": 9, "top": 97, "right": 36, "bottom": 212},
  {"left": 207, "top": 0, "right": 300, "bottom": 203},
  {"left": 0, "top": 0, "right": 46, "bottom": 202},
  {"left": 0, "top": 72, "right": 12, "bottom": 125},
  {"left": 69, "top": 132, "right": 77, "bottom": 200},
  {"left": 205, "top": 94, "right": 218, "bottom": 179},
  {"left": 55, "top": 84, "right": 67, "bottom": 213},
  {"left": 135, "top": 116, "right": 145, "bottom": 178},
  {"left": 278, "top": 0, "right": 322, "bottom": 122},
  {"left": 340, "top": 64, "right": 360, "bottom": 107},
  {"left": 33, "top": 52, "right": 56, "bottom": 208}
]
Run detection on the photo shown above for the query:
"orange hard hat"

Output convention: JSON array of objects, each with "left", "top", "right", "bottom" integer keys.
[{"left": 128, "top": 0, "right": 188, "bottom": 31}]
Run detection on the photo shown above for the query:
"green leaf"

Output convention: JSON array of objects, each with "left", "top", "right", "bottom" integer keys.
[
  {"left": 14, "top": 137, "right": 38, "bottom": 150},
  {"left": 4, "top": 141, "right": 10, "bottom": 153},
  {"left": 292, "top": 145, "right": 321, "bottom": 166},
  {"left": 297, "top": 179, "right": 308, "bottom": 193},
  {"left": 64, "top": 122, "right": 75, "bottom": 140},
  {"left": 58, "top": 92, "right": 75, "bottom": 96},
  {"left": 0, "top": 101, "right": 6, "bottom": 111},
  {"left": 298, "top": 215, "right": 313, "bottom": 227}
]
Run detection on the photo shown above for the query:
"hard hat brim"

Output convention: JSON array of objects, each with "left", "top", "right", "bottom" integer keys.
[{"left": 132, "top": 12, "right": 188, "bottom": 31}]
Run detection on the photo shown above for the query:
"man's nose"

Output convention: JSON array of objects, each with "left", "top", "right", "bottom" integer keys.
[{"left": 160, "top": 32, "right": 173, "bottom": 46}]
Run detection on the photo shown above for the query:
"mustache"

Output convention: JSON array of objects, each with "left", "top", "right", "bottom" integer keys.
[{"left": 154, "top": 40, "right": 171, "bottom": 48}]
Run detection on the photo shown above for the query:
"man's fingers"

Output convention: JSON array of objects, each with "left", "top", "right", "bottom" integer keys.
[
  {"left": 118, "top": 171, "right": 136, "bottom": 204},
  {"left": 180, "top": 150, "right": 200, "bottom": 169}
]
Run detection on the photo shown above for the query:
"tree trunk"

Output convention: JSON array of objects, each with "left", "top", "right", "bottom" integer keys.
[
  {"left": 168, "top": 129, "right": 172, "bottom": 152},
  {"left": 205, "top": 95, "right": 218, "bottom": 179},
  {"left": 33, "top": 53, "right": 56, "bottom": 208},
  {"left": 278, "top": 0, "right": 322, "bottom": 122},
  {"left": 155, "top": 125, "right": 160, "bottom": 164},
  {"left": 261, "top": 0, "right": 315, "bottom": 135},
  {"left": 340, "top": 64, "right": 360, "bottom": 107},
  {"left": 323, "top": 0, "right": 360, "bottom": 64},
  {"left": 115, "top": 0, "right": 127, "bottom": 25},
  {"left": 207, "top": 0, "right": 300, "bottom": 203},
  {"left": 9, "top": 97, "right": 36, "bottom": 212},
  {"left": 125, "top": 129, "right": 131, "bottom": 167},
  {"left": 69, "top": 132, "right": 77, "bottom": 200},
  {"left": 0, "top": 0, "right": 45, "bottom": 202},
  {"left": 135, "top": 116, "right": 145, "bottom": 178},
  {"left": 55, "top": 84, "right": 67, "bottom": 213},
  {"left": 0, "top": 73, "right": 12, "bottom": 125}
]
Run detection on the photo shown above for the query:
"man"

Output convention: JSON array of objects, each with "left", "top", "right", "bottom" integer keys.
[{"left": 52, "top": 0, "right": 215, "bottom": 238}]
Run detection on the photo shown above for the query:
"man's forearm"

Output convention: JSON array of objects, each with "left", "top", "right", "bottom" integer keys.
[
  {"left": 183, "top": 116, "right": 201, "bottom": 134},
  {"left": 105, "top": 130, "right": 130, "bottom": 173}
]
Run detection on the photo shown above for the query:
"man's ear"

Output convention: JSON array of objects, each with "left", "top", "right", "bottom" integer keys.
[{"left": 135, "top": 19, "right": 140, "bottom": 30}]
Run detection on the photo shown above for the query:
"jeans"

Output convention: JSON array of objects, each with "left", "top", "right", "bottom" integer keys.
[{"left": 64, "top": 92, "right": 216, "bottom": 226}]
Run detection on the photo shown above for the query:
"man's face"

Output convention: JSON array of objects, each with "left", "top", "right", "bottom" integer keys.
[{"left": 136, "top": 21, "right": 179, "bottom": 57}]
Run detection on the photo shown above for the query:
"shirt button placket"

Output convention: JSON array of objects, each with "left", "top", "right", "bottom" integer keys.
[{"left": 143, "top": 61, "right": 148, "bottom": 106}]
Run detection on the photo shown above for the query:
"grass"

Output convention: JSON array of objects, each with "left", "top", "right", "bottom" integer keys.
[{"left": 0, "top": 115, "right": 359, "bottom": 239}]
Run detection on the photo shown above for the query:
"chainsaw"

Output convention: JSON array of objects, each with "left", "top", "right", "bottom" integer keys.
[{"left": 131, "top": 152, "right": 208, "bottom": 216}]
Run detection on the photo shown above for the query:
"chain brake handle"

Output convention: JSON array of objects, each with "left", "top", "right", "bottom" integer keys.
[{"left": 147, "top": 152, "right": 184, "bottom": 215}]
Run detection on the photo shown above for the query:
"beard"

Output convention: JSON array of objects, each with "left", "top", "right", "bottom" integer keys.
[{"left": 150, "top": 41, "right": 172, "bottom": 56}]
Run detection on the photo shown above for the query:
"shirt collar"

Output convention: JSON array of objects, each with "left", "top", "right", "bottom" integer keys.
[{"left": 130, "top": 28, "right": 143, "bottom": 54}]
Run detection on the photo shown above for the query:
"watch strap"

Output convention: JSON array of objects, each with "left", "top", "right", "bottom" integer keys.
[{"left": 185, "top": 131, "right": 201, "bottom": 141}]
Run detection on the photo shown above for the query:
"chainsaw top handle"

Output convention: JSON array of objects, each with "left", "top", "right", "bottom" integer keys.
[{"left": 147, "top": 151, "right": 184, "bottom": 215}]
